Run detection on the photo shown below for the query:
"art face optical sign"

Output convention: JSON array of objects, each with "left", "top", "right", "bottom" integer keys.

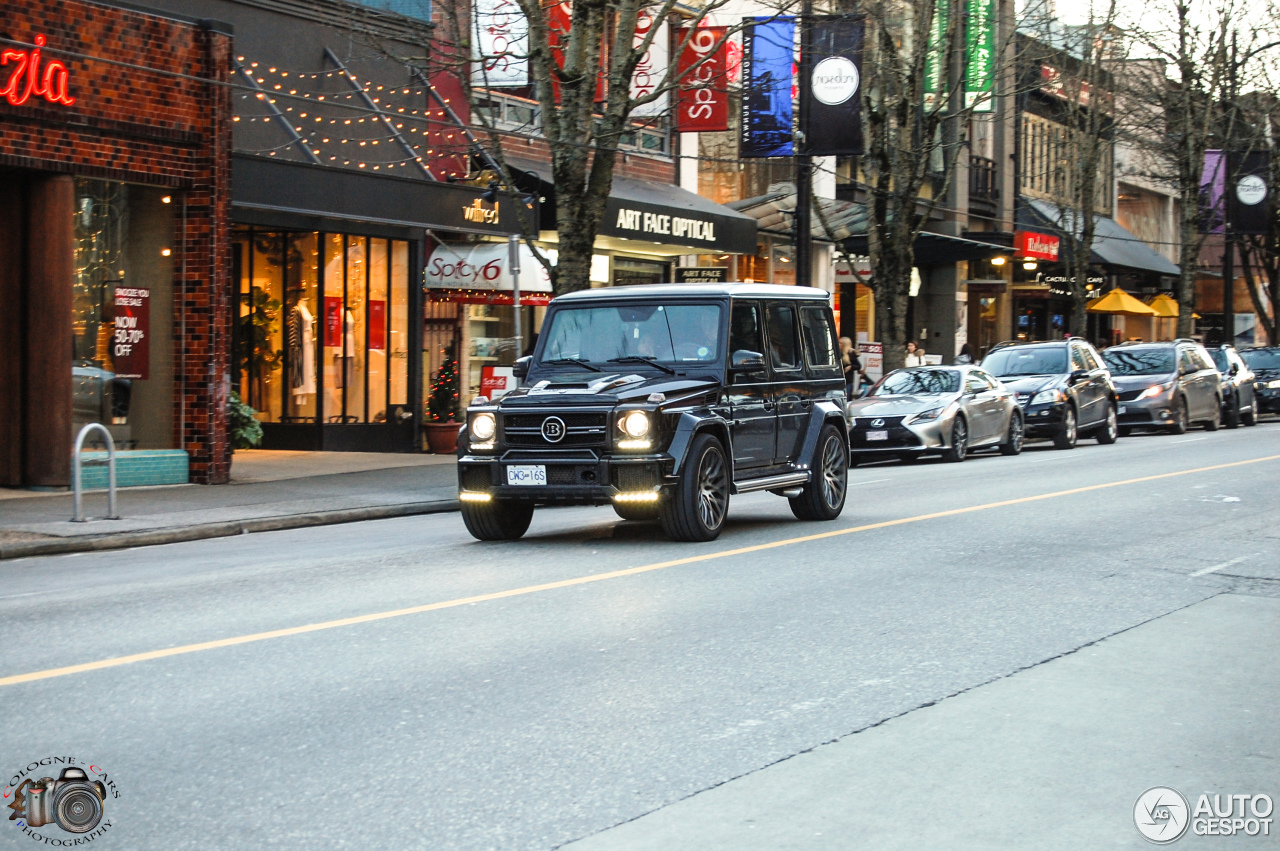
[{"left": 1, "top": 35, "right": 76, "bottom": 107}]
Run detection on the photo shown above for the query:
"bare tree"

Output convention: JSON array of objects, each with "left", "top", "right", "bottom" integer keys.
[{"left": 1239, "top": 93, "right": 1280, "bottom": 342}]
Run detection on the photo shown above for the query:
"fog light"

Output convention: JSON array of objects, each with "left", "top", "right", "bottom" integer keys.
[
  {"left": 618, "top": 439, "right": 651, "bottom": 450},
  {"left": 614, "top": 492, "right": 660, "bottom": 503},
  {"left": 459, "top": 491, "right": 492, "bottom": 502}
]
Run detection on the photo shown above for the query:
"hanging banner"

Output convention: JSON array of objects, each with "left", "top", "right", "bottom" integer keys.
[
  {"left": 1199, "top": 149, "right": 1226, "bottom": 234},
  {"left": 740, "top": 17, "right": 796, "bottom": 158},
  {"left": 965, "top": 0, "right": 995, "bottom": 112},
  {"left": 111, "top": 286, "right": 150, "bottom": 380},
  {"left": 1229, "top": 150, "right": 1270, "bottom": 235},
  {"left": 630, "top": 11, "right": 669, "bottom": 117},
  {"left": 802, "top": 16, "right": 864, "bottom": 156},
  {"left": 473, "top": 0, "right": 528, "bottom": 87},
  {"left": 424, "top": 242, "right": 555, "bottom": 293},
  {"left": 922, "top": 0, "right": 949, "bottom": 109},
  {"left": 676, "top": 26, "right": 729, "bottom": 132}
]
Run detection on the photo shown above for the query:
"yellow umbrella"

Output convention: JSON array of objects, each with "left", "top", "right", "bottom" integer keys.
[
  {"left": 1146, "top": 294, "right": 1180, "bottom": 318},
  {"left": 1086, "top": 288, "right": 1159, "bottom": 316}
]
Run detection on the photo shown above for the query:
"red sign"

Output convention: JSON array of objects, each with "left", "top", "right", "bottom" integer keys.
[
  {"left": 112, "top": 286, "right": 149, "bottom": 379},
  {"left": 2, "top": 35, "right": 75, "bottom": 107},
  {"left": 480, "top": 366, "right": 516, "bottom": 398},
  {"left": 324, "top": 296, "right": 344, "bottom": 348},
  {"left": 1015, "top": 230, "right": 1060, "bottom": 261},
  {"left": 368, "top": 300, "right": 386, "bottom": 350},
  {"left": 676, "top": 27, "right": 729, "bottom": 132}
]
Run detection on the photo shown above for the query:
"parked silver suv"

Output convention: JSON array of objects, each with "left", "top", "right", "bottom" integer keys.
[{"left": 1101, "top": 340, "right": 1222, "bottom": 434}]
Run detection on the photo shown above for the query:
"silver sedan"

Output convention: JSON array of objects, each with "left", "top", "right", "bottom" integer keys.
[{"left": 847, "top": 366, "right": 1024, "bottom": 463}]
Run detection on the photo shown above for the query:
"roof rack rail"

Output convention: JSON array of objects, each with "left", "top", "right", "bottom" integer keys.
[{"left": 1173, "top": 337, "right": 1198, "bottom": 345}]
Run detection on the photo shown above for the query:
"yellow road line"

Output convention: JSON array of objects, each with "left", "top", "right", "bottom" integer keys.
[{"left": 3, "top": 453, "right": 1277, "bottom": 688}]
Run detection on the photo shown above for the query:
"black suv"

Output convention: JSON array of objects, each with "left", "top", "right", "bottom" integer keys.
[
  {"left": 981, "top": 339, "right": 1119, "bottom": 448},
  {"left": 1241, "top": 346, "right": 1280, "bottom": 416},
  {"left": 456, "top": 284, "right": 851, "bottom": 542}
]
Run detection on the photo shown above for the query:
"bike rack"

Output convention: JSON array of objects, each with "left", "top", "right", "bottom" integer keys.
[{"left": 72, "top": 423, "right": 120, "bottom": 522}]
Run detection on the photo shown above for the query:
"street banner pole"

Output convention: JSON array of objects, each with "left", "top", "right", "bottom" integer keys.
[
  {"left": 795, "top": 0, "right": 813, "bottom": 288},
  {"left": 509, "top": 234, "right": 522, "bottom": 362}
]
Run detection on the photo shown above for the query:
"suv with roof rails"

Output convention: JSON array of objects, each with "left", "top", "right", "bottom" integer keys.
[
  {"left": 455, "top": 284, "right": 851, "bottom": 542},
  {"left": 980, "top": 338, "right": 1119, "bottom": 449},
  {"left": 1100, "top": 339, "right": 1222, "bottom": 433},
  {"left": 1241, "top": 346, "right": 1280, "bottom": 415}
]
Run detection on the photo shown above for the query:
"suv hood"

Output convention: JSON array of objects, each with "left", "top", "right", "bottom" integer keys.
[
  {"left": 1111, "top": 372, "right": 1176, "bottom": 392},
  {"left": 990, "top": 374, "right": 1061, "bottom": 394},
  {"left": 498, "top": 372, "right": 720, "bottom": 407},
  {"left": 1251, "top": 366, "right": 1280, "bottom": 381}
]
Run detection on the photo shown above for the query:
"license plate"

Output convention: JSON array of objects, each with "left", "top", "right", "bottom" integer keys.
[
  {"left": 866, "top": 430, "right": 888, "bottom": 441},
  {"left": 1118, "top": 406, "right": 1127, "bottom": 414},
  {"left": 506, "top": 465, "right": 547, "bottom": 486}
]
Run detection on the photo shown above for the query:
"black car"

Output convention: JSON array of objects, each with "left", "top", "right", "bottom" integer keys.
[
  {"left": 1101, "top": 340, "right": 1222, "bottom": 434},
  {"left": 1206, "top": 345, "right": 1258, "bottom": 428},
  {"left": 456, "top": 284, "right": 851, "bottom": 542},
  {"left": 1241, "top": 346, "right": 1280, "bottom": 415},
  {"left": 981, "top": 339, "right": 1119, "bottom": 449}
]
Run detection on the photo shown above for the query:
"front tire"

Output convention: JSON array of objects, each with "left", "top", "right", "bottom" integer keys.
[
  {"left": 1224, "top": 392, "right": 1241, "bottom": 428},
  {"left": 942, "top": 417, "right": 968, "bottom": 463},
  {"left": 790, "top": 425, "right": 848, "bottom": 521},
  {"left": 460, "top": 498, "right": 534, "bottom": 541},
  {"left": 1094, "top": 402, "right": 1119, "bottom": 444},
  {"left": 999, "top": 412, "right": 1024, "bottom": 456},
  {"left": 660, "top": 434, "right": 730, "bottom": 542},
  {"left": 1168, "top": 396, "right": 1188, "bottom": 434},
  {"left": 1243, "top": 403, "right": 1258, "bottom": 426},
  {"left": 1052, "top": 405, "right": 1078, "bottom": 450},
  {"left": 1203, "top": 399, "right": 1221, "bottom": 431}
]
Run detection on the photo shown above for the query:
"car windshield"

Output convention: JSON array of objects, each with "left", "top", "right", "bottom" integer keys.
[
  {"left": 982, "top": 346, "right": 1067, "bottom": 377},
  {"left": 1242, "top": 348, "right": 1280, "bottom": 370},
  {"left": 873, "top": 369, "right": 960, "bottom": 395},
  {"left": 537, "top": 303, "right": 723, "bottom": 367},
  {"left": 1102, "top": 348, "right": 1176, "bottom": 376},
  {"left": 1207, "top": 349, "right": 1229, "bottom": 371}
]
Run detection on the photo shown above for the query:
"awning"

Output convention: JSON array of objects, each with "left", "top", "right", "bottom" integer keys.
[
  {"left": 1086, "top": 288, "right": 1159, "bottom": 316},
  {"left": 502, "top": 160, "right": 757, "bottom": 254},
  {"left": 1021, "top": 197, "right": 1181, "bottom": 276}
]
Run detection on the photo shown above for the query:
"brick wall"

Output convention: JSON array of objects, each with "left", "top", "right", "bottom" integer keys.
[{"left": 0, "top": 1, "right": 232, "bottom": 483}]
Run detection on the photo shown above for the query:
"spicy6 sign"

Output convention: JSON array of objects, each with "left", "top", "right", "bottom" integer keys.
[{"left": 676, "top": 27, "right": 728, "bottom": 132}]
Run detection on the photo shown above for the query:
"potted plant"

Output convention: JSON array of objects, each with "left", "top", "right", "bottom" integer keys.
[{"left": 424, "top": 340, "right": 461, "bottom": 453}]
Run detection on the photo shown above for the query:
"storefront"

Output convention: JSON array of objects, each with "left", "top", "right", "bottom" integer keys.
[{"left": 1, "top": 4, "right": 232, "bottom": 486}]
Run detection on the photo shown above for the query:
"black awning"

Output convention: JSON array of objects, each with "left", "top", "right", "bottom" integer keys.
[
  {"left": 1020, "top": 197, "right": 1180, "bottom": 276},
  {"left": 841, "top": 231, "right": 1013, "bottom": 265},
  {"left": 502, "top": 159, "right": 757, "bottom": 254}
]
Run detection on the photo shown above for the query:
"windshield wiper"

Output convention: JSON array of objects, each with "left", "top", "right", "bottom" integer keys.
[
  {"left": 544, "top": 357, "right": 602, "bottom": 372},
  {"left": 607, "top": 355, "right": 676, "bottom": 375}
]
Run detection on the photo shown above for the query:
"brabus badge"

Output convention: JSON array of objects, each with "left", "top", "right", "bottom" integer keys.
[{"left": 541, "top": 417, "right": 566, "bottom": 443}]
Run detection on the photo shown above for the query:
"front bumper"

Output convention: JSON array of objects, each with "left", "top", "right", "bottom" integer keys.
[
  {"left": 458, "top": 452, "right": 673, "bottom": 504},
  {"left": 1116, "top": 395, "right": 1177, "bottom": 427},
  {"left": 1021, "top": 402, "right": 1067, "bottom": 436},
  {"left": 849, "top": 418, "right": 946, "bottom": 456},
  {"left": 1255, "top": 387, "right": 1280, "bottom": 413}
]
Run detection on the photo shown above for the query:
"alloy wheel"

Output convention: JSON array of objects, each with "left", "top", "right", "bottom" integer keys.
[
  {"left": 697, "top": 447, "right": 728, "bottom": 530},
  {"left": 1008, "top": 415, "right": 1024, "bottom": 452},
  {"left": 820, "top": 433, "right": 847, "bottom": 508}
]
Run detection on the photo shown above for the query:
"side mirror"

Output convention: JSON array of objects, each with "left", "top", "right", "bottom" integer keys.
[
  {"left": 1230, "top": 362, "right": 1240, "bottom": 376},
  {"left": 513, "top": 356, "right": 531, "bottom": 380},
  {"left": 731, "top": 349, "right": 765, "bottom": 370},
  {"left": 1068, "top": 369, "right": 1089, "bottom": 384}
]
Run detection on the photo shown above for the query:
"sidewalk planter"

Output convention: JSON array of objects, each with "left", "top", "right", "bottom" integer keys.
[
  {"left": 78, "top": 450, "right": 190, "bottom": 489},
  {"left": 424, "top": 423, "right": 460, "bottom": 454}
]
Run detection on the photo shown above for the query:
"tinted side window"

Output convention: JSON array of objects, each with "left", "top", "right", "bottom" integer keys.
[
  {"left": 1070, "top": 346, "right": 1087, "bottom": 371},
  {"left": 1081, "top": 347, "right": 1102, "bottom": 370},
  {"left": 800, "top": 307, "right": 838, "bottom": 368},
  {"left": 766, "top": 303, "right": 800, "bottom": 369},
  {"left": 1194, "top": 349, "right": 1216, "bottom": 371},
  {"left": 729, "top": 301, "right": 763, "bottom": 355},
  {"left": 965, "top": 373, "right": 988, "bottom": 393},
  {"left": 1178, "top": 348, "right": 1196, "bottom": 373}
]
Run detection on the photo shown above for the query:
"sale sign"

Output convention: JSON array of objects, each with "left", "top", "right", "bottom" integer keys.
[
  {"left": 112, "top": 286, "right": 150, "bottom": 379},
  {"left": 676, "top": 27, "right": 728, "bottom": 132},
  {"left": 368, "top": 300, "right": 386, "bottom": 350},
  {"left": 324, "top": 296, "right": 344, "bottom": 348}
]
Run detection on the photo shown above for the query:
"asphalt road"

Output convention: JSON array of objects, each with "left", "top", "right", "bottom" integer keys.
[{"left": 2, "top": 424, "right": 1278, "bottom": 849}]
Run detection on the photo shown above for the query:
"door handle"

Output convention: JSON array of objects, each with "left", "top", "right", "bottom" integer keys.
[
  {"left": 762, "top": 399, "right": 776, "bottom": 410},
  {"left": 800, "top": 399, "right": 813, "bottom": 408}
]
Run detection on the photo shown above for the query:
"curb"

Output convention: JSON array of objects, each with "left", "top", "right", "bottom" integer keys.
[{"left": 0, "top": 499, "right": 460, "bottom": 561}]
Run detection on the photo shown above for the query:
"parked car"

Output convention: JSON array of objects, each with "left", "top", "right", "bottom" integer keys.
[
  {"left": 1100, "top": 340, "right": 1222, "bottom": 434},
  {"left": 1206, "top": 345, "right": 1258, "bottom": 428},
  {"left": 980, "top": 339, "right": 1118, "bottom": 449},
  {"left": 848, "top": 366, "right": 1023, "bottom": 463},
  {"left": 455, "top": 284, "right": 851, "bottom": 542},
  {"left": 1240, "top": 346, "right": 1280, "bottom": 416}
]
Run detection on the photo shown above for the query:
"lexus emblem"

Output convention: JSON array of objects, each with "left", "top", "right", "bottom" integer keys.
[
  {"left": 870, "top": 418, "right": 885, "bottom": 428},
  {"left": 541, "top": 416, "right": 566, "bottom": 443}
]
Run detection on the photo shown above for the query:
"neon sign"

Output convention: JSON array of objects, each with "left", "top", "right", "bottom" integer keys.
[{"left": 2, "top": 35, "right": 76, "bottom": 107}]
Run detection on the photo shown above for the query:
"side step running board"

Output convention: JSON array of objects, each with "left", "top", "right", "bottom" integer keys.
[{"left": 733, "top": 471, "right": 810, "bottom": 494}]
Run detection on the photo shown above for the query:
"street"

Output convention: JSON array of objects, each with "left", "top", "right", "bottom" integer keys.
[{"left": 3, "top": 425, "right": 1278, "bottom": 849}]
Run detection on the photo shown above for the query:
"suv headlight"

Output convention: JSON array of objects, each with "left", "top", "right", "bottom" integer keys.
[
  {"left": 620, "top": 410, "right": 650, "bottom": 438},
  {"left": 470, "top": 412, "right": 496, "bottom": 442},
  {"left": 1031, "top": 388, "right": 1064, "bottom": 405},
  {"left": 910, "top": 406, "right": 945, "bottom": 423},
  {"left": 1269, "top": 379, "right": 1280, "bottom": 389},
  {"left": 1137, "top": 383, "right": 1169, "bottom": 400}
]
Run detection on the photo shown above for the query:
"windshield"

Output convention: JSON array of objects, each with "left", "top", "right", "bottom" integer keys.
[
  {"left": 1102, "top": 348, "right": 1176, "bottom": 376},
  {"left": 1242, "top": 348, "right": 1280, "bottom": 370},
  {"left": 538, "top": 303, "right": 723, "bottom": 367},
  {"left": 873, "top": 368, "right": 960, "bottom": 395},
  {"left": 1207, "top": 349, "right": 1229, "bottom": 371},
  {"left": 982, "top": 347, "right": 1067, "bottom": 377}
]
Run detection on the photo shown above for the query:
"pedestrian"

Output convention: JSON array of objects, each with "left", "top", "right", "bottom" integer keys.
[
  {"left": 954, "top": 342, "right": 974, "bottom": 365},
  {"left": 840, "top": 337, "right": 868, "bottom": 396},
  {"left": 904, "top": 340, "right": 926, "bottom": 367}
]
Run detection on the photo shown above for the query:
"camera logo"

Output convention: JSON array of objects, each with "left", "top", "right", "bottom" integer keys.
[
  {"left": 6, "top": 757, "right": 118, "bottom": 842},
  {"left": 1135, "top": 786, "right": 1191, "bottom": 844}
]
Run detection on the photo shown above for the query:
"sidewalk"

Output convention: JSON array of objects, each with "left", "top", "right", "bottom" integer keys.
[
  {"left": 0, "top": 450, "right": 460, "bottom": 559},
  {"left": 566, "top": 593, "right": 1280, "bottom": 850}
]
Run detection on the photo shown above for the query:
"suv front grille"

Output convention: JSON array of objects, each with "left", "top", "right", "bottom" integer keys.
[
  {"left": 460, "top": 466, "right": 492, "bottom": 490},
  {"left": 503, "top": 411, "right": 609, "bottom": 448}
]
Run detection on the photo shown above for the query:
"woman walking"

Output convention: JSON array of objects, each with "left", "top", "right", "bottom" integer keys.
[{"left": 904, "top": 340, "right": 927, "bottom": 367}]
